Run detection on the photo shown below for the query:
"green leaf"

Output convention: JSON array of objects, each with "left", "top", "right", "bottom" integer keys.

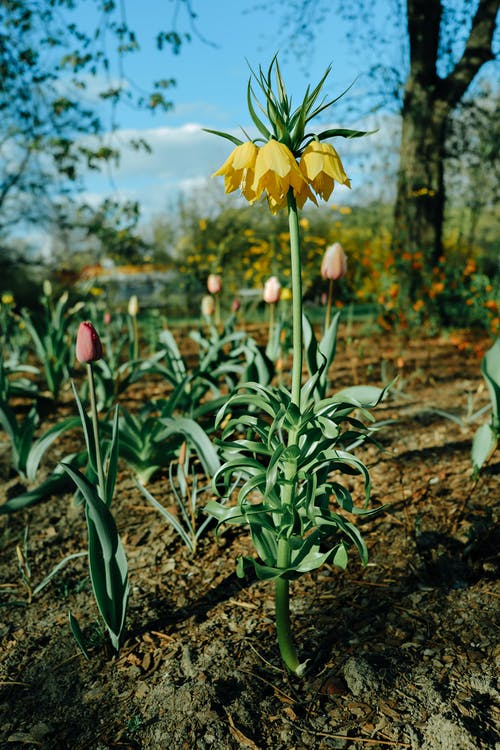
[
  {"left": 16, "top": 406, "right": 38, "bottom": 475},
  {"left": 61, "top": 463, "right": 129, "bottom": 651},
  {"left": 26, "top": 416, "right": 81, "bottom": 482},
  {"left": 481, "top": 339, "right": 500, "bottom": 426},
  {"left": 0, "top": 461, "right": 81, "bottom": 514},
  {"left": 290, "top": 543, "right": 332, "bottom": 573},
  {"left": 0, "top": 402, "right": 18, "bottom": 442},
  {"left": 156, "top": 416, "right": 220, "bottom": 479},
  {"left": 202, "top": 128, "right": 244, "bottom": 147},
  {"left": 71, "top": 381, "right": 98, "bottom": 472},
  {"left": 332, "top": 543, "right": 348, "bottom": 570},
  {"left": 68, "top": 611, "right": 90, "bottom": 660},
  {"left": 138, "top": 482, "right": 195, "bottom": 551},
  {"left": 323, "top": 385, "right": 386, "bottom": 409},
  {"left": 303, "top": 313, "right": 319, "bottom": 379},
  {"left": 319, "top": 310, "right": 341, "bottom": 371},
  {"left": 315, "top": 127, "right": 377, "bottom": 140},
  {"left": 302, "top": 311, "right": 340, "bottom": 402},
  {"left": 205, "top": 500, "right": 248, "bottom": 528},
  {"left": 236, "top": 556, "right": 281, "bottom": 581},
  {"left": 472, "top": 421, "right": 497, "bottom": 471},
  {"left": 249, "top": 524, "right": 277, "bottom": 567},
  {"left": 247, "top": 80, "right": 271, "bottom": 140},
  {"left": 105, "top": 406, "right": 120, "bottom": 507},
  {"left": 33, "top": 551, "right": 87, "bottom": 597}
]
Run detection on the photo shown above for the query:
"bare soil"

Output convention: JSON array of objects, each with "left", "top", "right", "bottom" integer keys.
[{"left": 0, "top": 326, "right": 499, "bottom": 750}]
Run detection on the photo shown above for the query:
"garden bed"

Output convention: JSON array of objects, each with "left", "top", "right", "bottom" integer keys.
[{"left": 0, "top": 326, "right": 498, "bottom": 750}]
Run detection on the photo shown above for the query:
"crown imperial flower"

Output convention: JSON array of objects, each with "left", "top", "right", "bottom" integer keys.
[
  {"left": 300, "top": 140, "right": 351, "bottom": 201},
  {"left": 251, "top": 140, "right": 316, "bottom": 213},
  {"left": 76, "top": 321, "right": 103, "bottom": 363},
  {"left": 321, "top": 242, "right": 347, "bottom": 280},
  {"left": 207, "top": 57, "right": 370, "bottom": 215},
  {"left": 212, "top": 141, "right": 258, "bottom": 202}
]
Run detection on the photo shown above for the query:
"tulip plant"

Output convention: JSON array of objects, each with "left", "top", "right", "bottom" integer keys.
[
  {"left": 207, "top": 274, "right": 222, "bottom": 327},
  {"left": 139, "top": 441, "right": 223, "bottom": 554},
  {"left": 321, "top": 242, "right": 347, "bottom": 332},
  {"left": 127, "top": 294, "right": 140, "bottom": 361},
  {"left": 20, "top": 286, "right": 75, "bottom": 399},
  {"left": 154, "top": 318, "right": 273, "bottom": 419},
  {"left": 206, "top": 57, "right": 384, "bottom": 675},
  {"left": 472, "top": 338, "right": 500, "bottom": 473},
  {"left": 263, "top": 276, "right": 282, "bottom": 361},
  {"left": 0, "top": 350, "right": 86, "bottom": 514},
  {"left": 62, "top": 321, "right": 129, "bottom": 654}
]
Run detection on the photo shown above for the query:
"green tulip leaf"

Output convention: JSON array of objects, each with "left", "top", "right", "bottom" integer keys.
[{"left": 472, "top": 421, "right": 497, "bottom": 471}]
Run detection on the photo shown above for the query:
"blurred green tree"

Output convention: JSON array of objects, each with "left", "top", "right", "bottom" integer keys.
[{"left": 0, "top": 0, "right": 185, "bottom": 235}]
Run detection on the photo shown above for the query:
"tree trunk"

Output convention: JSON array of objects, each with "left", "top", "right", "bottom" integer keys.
[
  {"left": 394, "top": 86, "right": 449, "bottom": 268},
  {"left": 393, "top": 0, "right": 499, "bottom": 298}
]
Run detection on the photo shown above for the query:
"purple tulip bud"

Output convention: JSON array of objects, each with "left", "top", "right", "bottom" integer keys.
[{"left": 76, "top": 321, "right": 103, "bottom": 363}]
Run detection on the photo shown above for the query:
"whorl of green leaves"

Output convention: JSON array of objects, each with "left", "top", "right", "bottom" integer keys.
[
  {"left": 205, "top": 55, "right": 374, "bottom": 153},
  {"left": 206, "top": 373, "right": 388, "bottom": 581}
]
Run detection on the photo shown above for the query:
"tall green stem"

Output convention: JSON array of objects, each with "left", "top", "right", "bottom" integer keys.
[
  {"left": 273, "top": 190, "right": 305, "bottom": 676},
  {"left": 268, "top": 301, "right": 275, "bottom": 350},
  {"left": 287, "top": 191, "right": 303, "bottom": 410},
  {"left": 87, "top": 363, "right": 106, "bottom": 503},
  {"left": 215, "top": 294, "right": 221, "bottom": 328},
  {"left": 325, "top": 278, "right": 334, "bottom": 333},
  {"left": 131, "top": 315, "right": 139, "bottom": 361}
]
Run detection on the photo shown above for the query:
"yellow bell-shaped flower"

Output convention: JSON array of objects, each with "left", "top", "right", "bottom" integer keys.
[
  {"left": 252, "top": 140, "right": 310, "bottom": 207},
  {"left": 212, "top": 141, "right": 259, "bottom": 202},
  {"left": 293, "top": 177, "right": 318, "bottom": 210},
  {"left": 299, "top": 140, "right": 351, "bottom": 201}
]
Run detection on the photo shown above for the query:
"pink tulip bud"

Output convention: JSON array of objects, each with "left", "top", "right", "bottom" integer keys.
[
  {"left": 321, "top": 242, "right": 347, "bottom": 280},
  {"left": 103, "top": 311, "right": 112, "bottom": 325},
  {"left": 207, "top": 274, "right": 222, "bottom": 295},
  {"left": 263, "top": 276, "right": 281, "bottom": 304},
  {"left": 201, "top": 294, "right": 215, "bottom": 317},
  {"left": 231, "top": 297, "right": 241, "bottom": 312},
  {"left": 76, "top": 321, "right": 103, "bottom": 363}
]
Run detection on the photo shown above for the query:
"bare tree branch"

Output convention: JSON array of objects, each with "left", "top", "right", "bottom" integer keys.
[{"left": 440, "top": 0, "right": 500, "bottom": 106}]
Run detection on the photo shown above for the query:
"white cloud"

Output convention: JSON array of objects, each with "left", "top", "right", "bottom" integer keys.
[
  {"left": 80, "top": 112, "right": 402, "bottom": 221},
  {"left": 81, "top": 122, "right": 239, "bottom": 218}
]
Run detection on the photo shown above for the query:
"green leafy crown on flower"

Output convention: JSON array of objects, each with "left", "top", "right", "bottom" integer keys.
[
  {"left": 206, "top": 55, "right": 374, "bottom": 213},
  {"left": 205, "top": 54, "right": 371, "bottom": 155}
]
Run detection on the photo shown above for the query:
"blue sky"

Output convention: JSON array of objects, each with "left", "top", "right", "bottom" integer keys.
[
  {"left": 75, "top": 0, "right": 405, "bottom": 219},
  {"left": 111, "top": 1, "right": 369, "bottom": 129}
]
